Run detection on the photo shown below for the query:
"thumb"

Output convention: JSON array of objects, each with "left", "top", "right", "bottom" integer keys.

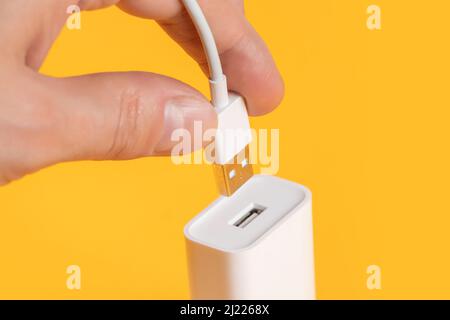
[{"left": 39, "top": 72, "right": 217, "bottom": 163}]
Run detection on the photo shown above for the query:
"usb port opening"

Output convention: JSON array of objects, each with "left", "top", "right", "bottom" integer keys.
[{"left": 230, "top": 204, "right": 266, "bottom": 229}]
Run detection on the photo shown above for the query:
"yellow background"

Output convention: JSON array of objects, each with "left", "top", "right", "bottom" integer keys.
[{"left": 1, "top": 1, "right": 450, "bottom": 299}]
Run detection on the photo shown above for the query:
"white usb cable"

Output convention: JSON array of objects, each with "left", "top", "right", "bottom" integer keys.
[
  {"left": 181, "top": 0, "right": 229, "bottom": 109},
  {"left": 182, "top": 0, "right": 253, "bottom": 196}
]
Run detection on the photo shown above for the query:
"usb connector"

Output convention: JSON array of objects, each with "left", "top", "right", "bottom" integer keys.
[
  {"left": 213, "top": 145, "right": 253, "bottom": 196},
  {"left": 212, "top": 93, "right": 253, "bottom": 196},
  {"left": 231, "top": 203, "right": 266, "bottom": 228}
]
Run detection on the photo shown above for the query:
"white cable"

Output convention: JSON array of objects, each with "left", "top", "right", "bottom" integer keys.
[{"left": 182, "top": 0, "right": 229, "bottom": 108}]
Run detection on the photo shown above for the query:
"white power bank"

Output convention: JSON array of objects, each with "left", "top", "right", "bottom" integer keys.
[{"left": 184, "top": 175, "right": 315, "bottom": 300}]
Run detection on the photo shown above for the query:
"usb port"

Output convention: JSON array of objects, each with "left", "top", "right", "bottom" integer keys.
[{"left": 231, "top": 204, "right": 266, "bottom": 229}]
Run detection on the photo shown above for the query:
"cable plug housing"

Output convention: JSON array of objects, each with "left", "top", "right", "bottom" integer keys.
[{"left": 212, "top": 93, "right": 253, "bottom": 196}]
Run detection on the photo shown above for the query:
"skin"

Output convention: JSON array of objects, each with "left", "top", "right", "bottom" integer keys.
[{"left": 0, "top": 0, "right": 284, "bottom": 185}]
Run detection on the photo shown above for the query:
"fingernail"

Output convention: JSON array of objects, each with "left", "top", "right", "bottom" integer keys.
[{"left": 153, "top": 96, "right": 217, "bottom": 154}]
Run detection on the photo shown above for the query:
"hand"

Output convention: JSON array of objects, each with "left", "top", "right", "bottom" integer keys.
[{"left": 0, "top": 0, "right": 284, "bottom": 185}]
